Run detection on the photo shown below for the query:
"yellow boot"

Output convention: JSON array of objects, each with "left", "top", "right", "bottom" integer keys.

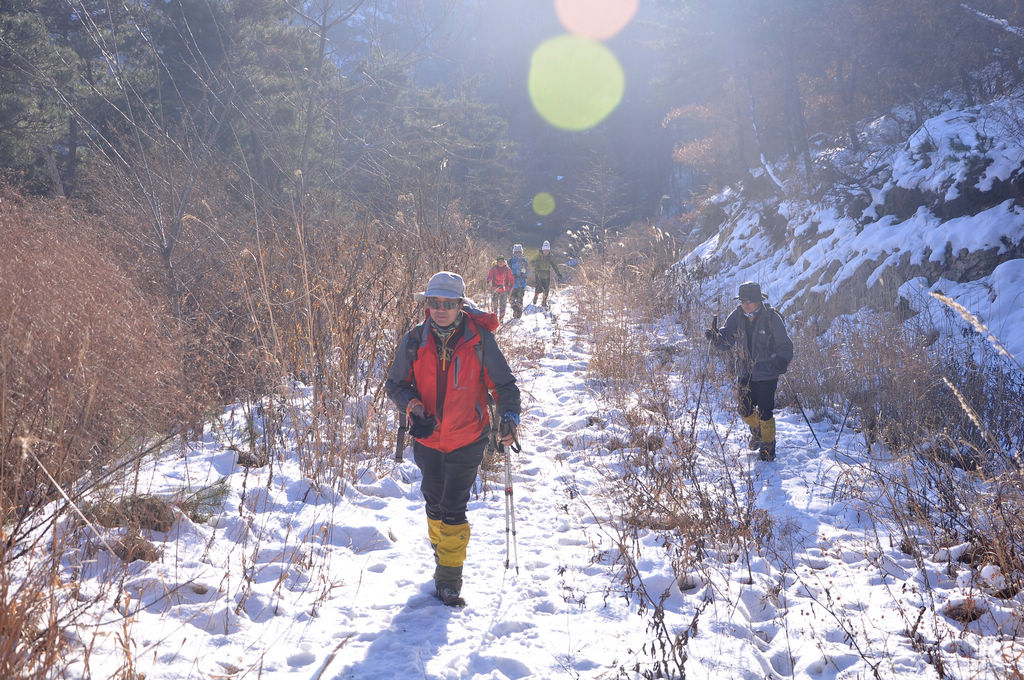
[
  {"left": 435, "top": 522, "right": 470, "bottom": 606},
  {"left": 741, "top": 412, "right": 761, "bottom": 450},
  {"left": 759, "top": 417, "right": 776, "bottom": 461},
  {"left": 427, "top": 517, "right": 441, "bottom": 565}
]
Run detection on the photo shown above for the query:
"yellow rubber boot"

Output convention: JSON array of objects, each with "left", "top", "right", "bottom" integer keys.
[
  {"left": 435, "top": 522, "right": 470, "bottom": 597},
  {"left": 427, "top": 517, "right": 442, "bottom": 564},
  {"left": 741, "top": 412, "right": 761, "bottom": 450},
  {"left": 437, "top": 522, "right": 470, "bottom": 568},
  {"left": 759, "top": 417, "right": 776, "bottom": 461}
]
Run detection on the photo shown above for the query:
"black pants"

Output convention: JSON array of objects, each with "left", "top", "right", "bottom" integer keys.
[
  {"left": 510, "top": 288, "right": 525, "bottom": 317},
  {"left": 737, "top": 376, "right": 778, "bottom": 421},
  {"left": 532, "top": 276, "right": 551, "bottom": 304},
  {"left": 413, "top": 436, "right": 486, "bottom": 525}
]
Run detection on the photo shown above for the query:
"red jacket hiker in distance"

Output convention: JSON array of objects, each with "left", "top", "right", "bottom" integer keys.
[{"left": 486, "top": 263, "right": 514, "bottom": 293}]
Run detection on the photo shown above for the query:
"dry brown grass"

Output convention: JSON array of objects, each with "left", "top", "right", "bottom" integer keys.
[
  {"left": 570, "top": 224, "right": 685, "bottom": 399},
  {"left": 1, "top": 183, "right": 194, "bottom": 523},
  {"left": 786, "top": 299, "right": 1024, "bottom": 592},
  {"left": 223, "top": 199, "right": 485, "bottom": 487},
  {"left": 2, "top": 171, "right": 499, "bottom": 673},
  {"left": 0, "top": 554, "right": 66, "bottom": 680},
  {"left": 563, "top": 227, "right": 769, "bottom": 678},
  {"left": 1, "top": 182, "right": 203, "bottom": 676}
]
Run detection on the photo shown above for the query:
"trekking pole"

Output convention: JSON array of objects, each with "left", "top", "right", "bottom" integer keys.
[
  {"left": 394, "top": 411, "right": 408, "bottom": 461},
  {"left": 834, "top": 398, "right": 855, "bottom": 447},
  {"left": 782, "top": 374, "right": 822, "bottom": 448},
  {"left": 499, "top": 430, "right": 522, "bottom": 574},
  {"left": 691, "top": 315, "right": 718, "bottom": 435}
]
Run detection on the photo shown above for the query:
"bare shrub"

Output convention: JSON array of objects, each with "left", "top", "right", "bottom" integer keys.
[
  {"left": 571, "top": 223, "right": 683, "bottom": 400},
  {"left": 0, "top": 546, "right": 65, "bottom": 679},
  {"left": 85, "top": 129, "right": 488, "bottom": 486},
  {"left": 84, "top": 494, "right": 177, "bottom": 533},
  {"left": 568, "top": 226, "right": 773, "bottom": 679},
  {"left": 0, "top": 183, "right": 191, "bottom": 527},
  {"left": 785, "top": 289, "right": 1024, "bottom": 466},
  {"left": 783, "top": 288, "right": 1024, "bottom": 642},
  {"left": 1, "top": 182, "right": 196, "bottom": 676}
]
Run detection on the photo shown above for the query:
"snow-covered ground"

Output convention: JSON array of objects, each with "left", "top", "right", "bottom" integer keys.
[{"left": 61, "top": 288, "right": 1021, "bottom": 679}]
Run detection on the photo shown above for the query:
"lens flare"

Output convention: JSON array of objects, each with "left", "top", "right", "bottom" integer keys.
[
  {"left": 532, "top": 192, "right": 556, "bottom": 216},
  {"left": 555, "top": 0, "right": 638, "bottom": 40},
  {"left": 528, "top": 35, "right": 625, "bottom": 131}
]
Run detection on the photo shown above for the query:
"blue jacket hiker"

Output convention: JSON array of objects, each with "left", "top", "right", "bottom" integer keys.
[{"left": 508, "top": 243, "right": 530, "bottom": 319}]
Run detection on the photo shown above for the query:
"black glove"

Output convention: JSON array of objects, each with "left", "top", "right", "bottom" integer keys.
[
  {"left": 500, "top": 411, "right": 519, "bottom": 440},
  {"left": 408, "top": 411, "right": 437, "bottom": 439},
  {"left": 772, "top": 357, "right": 789, "bottom": 374},
  {"left": 705, "top": 328, "right": 729, "bottom": 351}
]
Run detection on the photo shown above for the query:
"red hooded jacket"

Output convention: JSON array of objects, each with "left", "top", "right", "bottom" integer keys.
[
  {"left": 385, "top": 306, "right": 520, "bottom": 452},
  {"left": 486, "top": 264, "right": 514, "bottom": 294}
]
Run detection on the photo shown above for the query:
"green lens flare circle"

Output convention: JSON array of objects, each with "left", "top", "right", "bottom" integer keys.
[
  {"left": 532, "top": 192, "right": 556, "bottom": 216},
  {"left": 528, "top": 35, "right": 625, "bottom": 131}
]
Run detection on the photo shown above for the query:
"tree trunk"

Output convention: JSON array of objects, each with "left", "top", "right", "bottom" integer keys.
[
  {"left": 783, "top": 49, "right": 813, "bottom": 185},
  {"left": 42, "top": 147, "right": 65, "bottom": 198},
  {"left": 745, "top": 70, "right": 783, "bottom": 192},
  {"left": 842, "top": 59, "right": 861, "bottom": 152},
  {"left": 66, "top": 115, "right": 78, "bottom": 195}
]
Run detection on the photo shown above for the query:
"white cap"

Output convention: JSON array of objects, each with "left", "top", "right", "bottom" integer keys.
[{"left": 542, "top": 240, "right": 550, "bottom": 250}]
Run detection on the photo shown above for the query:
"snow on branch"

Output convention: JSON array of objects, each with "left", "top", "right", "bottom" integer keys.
[{"left": 961, "top": 3, "right": 1024, "bottom": 39}]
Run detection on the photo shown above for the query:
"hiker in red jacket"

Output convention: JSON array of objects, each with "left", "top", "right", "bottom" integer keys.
[
  {"left": 486, "top": 255, "right": 514, "bottom": 323},
  {"left": 385, "top": 271, "right": 521, "bottom": 607}
]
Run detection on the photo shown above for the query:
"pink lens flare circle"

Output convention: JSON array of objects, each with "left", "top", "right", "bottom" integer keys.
[{"left": 554, "top": 0, "right": 638, "bottom": 40}]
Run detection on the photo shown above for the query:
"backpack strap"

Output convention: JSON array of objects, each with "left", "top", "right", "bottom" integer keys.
[{"left": 407, "top": 325, "right": 422, "bottom": 366}]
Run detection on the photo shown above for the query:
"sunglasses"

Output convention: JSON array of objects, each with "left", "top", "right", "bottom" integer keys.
[{"left": 426, "top": 298, "right": 461, "bottom": 310}]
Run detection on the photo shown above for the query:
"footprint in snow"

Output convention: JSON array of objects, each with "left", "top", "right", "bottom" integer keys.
[
  {"left": 736, "top": 582, "right": 778, "bottom": 623},
  {"left": 298, "top": 523, "right": 391, "bottom": 552},
  {"left": 462, "top": 654, "right": 533, "bottom": 680},
  {"left": 489, "top": 619, "right": 535, "bottom": 637},
  {"left": 286, "top": 649, "right": 316, "bottom": 668}
]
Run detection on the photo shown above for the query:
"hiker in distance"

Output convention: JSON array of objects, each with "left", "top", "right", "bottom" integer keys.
[
  {"left": 385, "top": 271, "right": 521, "bottom": 607},
  {"left": 508, "top": 244, "right": 530, "bottom": 319},
  {"left": 531, "top": 240, "right": 562, "bottom": 308},
  {"left": 705, "top": 281, "right": 794, "bottom": 461},
  {"left": 486, "top": 255, "right": 514, "bottom": 323}
]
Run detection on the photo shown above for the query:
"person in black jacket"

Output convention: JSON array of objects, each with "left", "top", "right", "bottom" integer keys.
[{"left": 705, "top": 281, "right": 794, "bottom": 461}]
